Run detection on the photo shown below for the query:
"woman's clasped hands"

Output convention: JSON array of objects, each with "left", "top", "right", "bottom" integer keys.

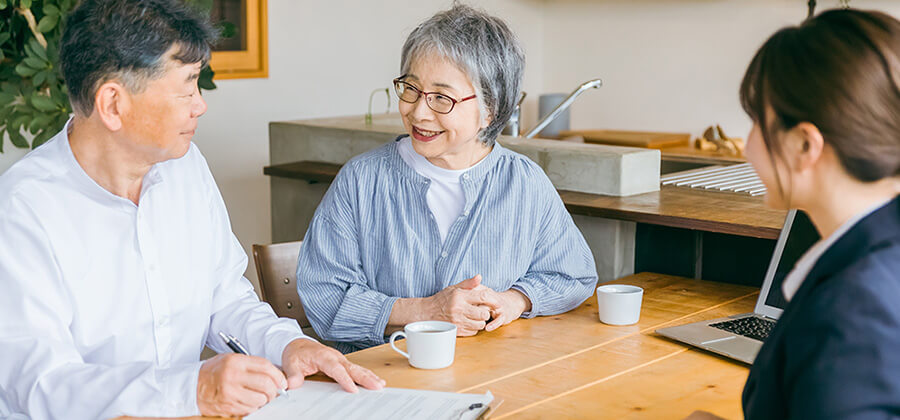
[{"left": 426, "top": 274, "right": 532, "bottom": 336}]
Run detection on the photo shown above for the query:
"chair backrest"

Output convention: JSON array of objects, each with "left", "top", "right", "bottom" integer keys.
[{"left": 252, "top": 241, "right": 321, "bottom": 340}]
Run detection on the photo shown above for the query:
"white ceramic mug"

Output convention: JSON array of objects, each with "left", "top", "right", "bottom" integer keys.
[
  {"left": 596, "top": 284, "right": 644, "bottom": 325},
  {"left": 389, "top": 320, "right": 457, "bottom": 369}
]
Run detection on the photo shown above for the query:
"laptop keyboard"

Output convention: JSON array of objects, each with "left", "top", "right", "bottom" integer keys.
[{"left": 709, "top": 316, "right": 775, "bottom": 342}]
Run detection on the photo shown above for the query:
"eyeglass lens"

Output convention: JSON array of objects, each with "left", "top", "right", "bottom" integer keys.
[{"left": 394, "top": 81, "right": 455, "bottom": 114}]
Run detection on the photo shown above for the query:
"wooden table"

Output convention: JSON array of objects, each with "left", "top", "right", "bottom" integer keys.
[{"left": 126, "top": 273, "right": 757, "bottom": 420}]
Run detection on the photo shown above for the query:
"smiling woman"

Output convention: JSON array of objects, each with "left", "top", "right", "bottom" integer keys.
[{"left": 296, "top": 4, "right": 598, "bottom": 354}]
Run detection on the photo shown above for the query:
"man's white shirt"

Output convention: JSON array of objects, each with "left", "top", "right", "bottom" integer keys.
[{"left": 0, "top": 123, "right": 307, "bottom": 419}]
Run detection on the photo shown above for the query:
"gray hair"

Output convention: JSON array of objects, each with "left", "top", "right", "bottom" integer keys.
[{"left": 400, "top": 3, "right": 525, "bottom": 146}]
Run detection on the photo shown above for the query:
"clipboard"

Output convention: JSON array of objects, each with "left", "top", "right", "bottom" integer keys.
[
  {"left": 245, "top": 381, "right": 495, "bottom": 420},
  {"left": 477, "top": 398, "right": 504, "bottom": 419}
]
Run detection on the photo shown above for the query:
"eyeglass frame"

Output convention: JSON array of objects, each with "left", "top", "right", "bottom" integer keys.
[{"left": 392, "top": 76, "right": 477, "bottom": 115}]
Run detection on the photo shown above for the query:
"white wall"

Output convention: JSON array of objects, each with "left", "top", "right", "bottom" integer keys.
[
  {"left": 540, "top": 0, "right": 900, "bottom": 138},
  {"left": 0, "top": 147, "right": 28, "bottom": 175}
]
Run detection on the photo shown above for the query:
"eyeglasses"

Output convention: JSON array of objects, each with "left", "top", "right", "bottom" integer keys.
[{"left": 392, "top": 77, "right": 476, "bottom": 114}]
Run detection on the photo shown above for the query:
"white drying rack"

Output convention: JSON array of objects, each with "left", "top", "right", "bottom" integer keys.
[{"left": 660, "top": 163, "right": 767, "bottom": 196}]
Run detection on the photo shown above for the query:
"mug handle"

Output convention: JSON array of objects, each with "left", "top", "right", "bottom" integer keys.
[{"left": 389, "top": 331, "right": 409, "bottom": 359}]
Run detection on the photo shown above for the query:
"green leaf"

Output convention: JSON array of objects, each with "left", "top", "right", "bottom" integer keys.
[
  {"left": 30, "top": 94, "right": 56, "bottom": 112},
  {"left": 0, "top": 0, "right": 8, "bottom": 10},
  {"left": 7, "top": 127, "right": 28, "bottom": 148},
  {"left": 20, "top": 0, "right": 31, "bottom": 9},
  {"left": 0, "top": 92, "right": 14, "bottom": 105},
  {"left": 54, "top": 113, "right": 70, "bottom": 130},
  {"left": 11, "top": 114, "right": 30, "bottom": 129},
  {"left": 1, "top": 83, "right": 16, "bottom": 95},
  {"left": 15, "top": 63, "right": 37, "bottom": 77},
  {"left": 28, "top": 38, "right": 48, "bottom": 61},
  {"left": 37, "top": 15, "right": 58, "bottom": 33},
  {"left": 23, "top": 56, "right": 46, "bottom": 70},
  {"left": 32, "top": 128, "right": 55, "bottom": 148},
  {"left": 28, "top": 112, "right": 53, "bottom": 132},
  {"left": 0, "top": 32, "right": 10, "bottom": 45},
  {"left": 0, "top": 100, "right": 13, "bottom": 116},
  {"left": 0, "top": 102, "right": 12, "bottom": 120},
  {"left": 198, "top": 65, "right": 216, "bottom": 91},
  {"left": 43, "top": 4, "right": 59, "bottom": 16},
  {"left": 32, "top": 70, "right": 47, "bottom": 87},
  {"left": 219, "top": 22, "right": 237, "bottom": 39}
]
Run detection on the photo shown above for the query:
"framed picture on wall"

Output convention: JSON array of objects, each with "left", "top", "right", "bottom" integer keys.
[{"left": 209, "top": 0, "right": 268, "bottom": 79}]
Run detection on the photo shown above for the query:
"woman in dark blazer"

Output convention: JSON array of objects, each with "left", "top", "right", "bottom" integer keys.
[{"left": 738, "top": 9, "right": 900, "bottom": 419}]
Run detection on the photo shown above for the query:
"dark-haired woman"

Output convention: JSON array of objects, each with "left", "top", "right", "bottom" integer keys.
[{"left": 738, "top": 9, "right": 900, "bottom": 419}]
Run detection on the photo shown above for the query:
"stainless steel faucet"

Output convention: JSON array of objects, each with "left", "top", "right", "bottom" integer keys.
[
  {"left": 504, "top": 91, "right": 528, "bottom": 137},
  {"left": 522, "top": 78, "right": 603, "bottom": 139}
]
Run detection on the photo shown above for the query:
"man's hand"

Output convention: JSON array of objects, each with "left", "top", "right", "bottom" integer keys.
[
  {"left": 484, "top": 288, "right": 531, "bottom": 332},
  {"left": 426, "top": 274, "right": 501, "bottom": 336},
  {"left": 197, "top": 353, "right": 287, "bottom": 417},
  {"left": 282, "top": 338, "right": 385, "bottom": 393}
]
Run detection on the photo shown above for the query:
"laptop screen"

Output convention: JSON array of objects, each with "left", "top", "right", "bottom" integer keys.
[{"left": 762, "top": 210, "right": 821, "bottom": 310}]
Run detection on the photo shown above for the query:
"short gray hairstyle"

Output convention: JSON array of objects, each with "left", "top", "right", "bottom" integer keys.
[{"left": 400, "top": 3, "right": 525, "bottom": 146}]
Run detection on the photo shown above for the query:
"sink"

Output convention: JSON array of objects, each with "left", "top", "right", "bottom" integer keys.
[{"left": 661, "top": 160, "right": 712, "bottom": 175}]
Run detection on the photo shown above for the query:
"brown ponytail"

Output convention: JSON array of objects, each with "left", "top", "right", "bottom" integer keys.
[{"left": 740, "top": 9, "right": 900, "bottom": 184}]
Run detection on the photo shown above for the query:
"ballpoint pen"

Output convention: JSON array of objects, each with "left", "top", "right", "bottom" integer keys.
[{"left": 218, "top": 331, "right": 288, "bottom": 398}]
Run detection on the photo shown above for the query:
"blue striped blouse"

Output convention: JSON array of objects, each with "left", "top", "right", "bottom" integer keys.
[{"left": 296, "top": 137, "right": 598, "bottom": 353}]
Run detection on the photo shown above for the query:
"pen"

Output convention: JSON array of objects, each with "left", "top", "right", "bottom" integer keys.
[{"left": 218, "top": 331, "right": 288, "bottom": 398}]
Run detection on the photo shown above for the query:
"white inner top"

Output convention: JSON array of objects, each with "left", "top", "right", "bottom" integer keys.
[
  {"left": 397, "top": 137, "right": 484, "bottom": 242},
  {"left": 782, "top": 198, "right": 894, "bottom": 301}
]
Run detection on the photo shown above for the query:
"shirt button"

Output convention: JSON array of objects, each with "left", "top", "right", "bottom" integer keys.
[
  {"left": 462, "top": 173, "right": 470, "bottom": 180},
  {"left": 441, "top": 251, "right": 448, "bottom": 258},
  {"left": 463, "top": 210, "right": 470, "bottom": 216}
]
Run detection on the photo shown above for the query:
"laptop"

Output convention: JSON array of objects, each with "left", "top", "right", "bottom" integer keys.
[{"left": 656, "top": 210, "right": 820, "bottom": 364}]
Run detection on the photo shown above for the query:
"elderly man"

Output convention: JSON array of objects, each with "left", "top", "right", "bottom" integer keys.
[{"left": 0, "top": 0, "right": 382, "bottom": 418}]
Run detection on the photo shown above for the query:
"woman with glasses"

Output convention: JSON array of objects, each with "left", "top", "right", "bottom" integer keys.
[{"left": 296, "top": 4, "right": 597, "bottom": 353}]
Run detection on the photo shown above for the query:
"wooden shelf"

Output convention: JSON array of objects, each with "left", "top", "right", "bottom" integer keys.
[
  {"left": 264, "top": 161, "right": 342, "bottom": 184},
  {"left": 559, "top": 188, "right": 785, "bottom": 239},
  {"left": 265, "top": 161, "right": 786, "bottom": 240}
]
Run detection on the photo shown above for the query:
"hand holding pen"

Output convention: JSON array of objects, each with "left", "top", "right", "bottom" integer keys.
[
  {"left": 218, "top": 331, "right": 288, "bottom": 397},
  {"left": 196, "top": 332, "right": 290, "bottom": 417}
]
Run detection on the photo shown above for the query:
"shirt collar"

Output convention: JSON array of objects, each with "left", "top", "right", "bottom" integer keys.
[
  {"left": 59, "top": 118, "right": 165, "bottom": 210},
  {"left": 389, "top": 134, "right": 505, "bottom": 185},
  {"left": 782, "top": 196, "right": 897, "bottom": 301}
]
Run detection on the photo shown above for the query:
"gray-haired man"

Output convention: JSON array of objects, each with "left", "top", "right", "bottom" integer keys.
[{"left": 0, "top": 0, "right": 383, "bottom": 418}]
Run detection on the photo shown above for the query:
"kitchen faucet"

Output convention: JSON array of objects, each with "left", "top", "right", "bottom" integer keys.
[{"left": 519, "top": 79, "right": 603, "bottom": 139}]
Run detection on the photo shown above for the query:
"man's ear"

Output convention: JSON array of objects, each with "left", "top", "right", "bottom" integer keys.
[
  {"left": 787, "top": 122, "right": 825, "bottom": 172},
  {"left": 93, "top": 81, "right": 130, "bottom": 132}
]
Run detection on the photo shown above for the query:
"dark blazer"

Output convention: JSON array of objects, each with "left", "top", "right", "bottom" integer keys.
[{"left": 743, "top": 196, "right": 900, "bottom": 419}]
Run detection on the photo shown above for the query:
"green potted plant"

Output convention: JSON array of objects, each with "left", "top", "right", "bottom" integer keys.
[{"left": 0, "top": 0, "right": 219, "bottom": 153}]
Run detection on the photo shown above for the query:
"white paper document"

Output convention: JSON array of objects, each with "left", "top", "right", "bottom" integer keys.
[{"left": 245, "top": 380, "right": 493, "bottom": 420}]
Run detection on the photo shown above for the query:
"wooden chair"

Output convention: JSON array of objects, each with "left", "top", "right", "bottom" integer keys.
[{"left": 252, "top": 241, "right": 326, "bottom": 343}]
